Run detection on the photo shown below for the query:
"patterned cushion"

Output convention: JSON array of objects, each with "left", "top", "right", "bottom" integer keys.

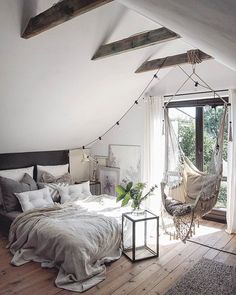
[
  {"left": 38, "top": 182, "right": 69, "bottom": 202},
  {"left": 165, "top": 198, "right": 192, "bottom": 216}
]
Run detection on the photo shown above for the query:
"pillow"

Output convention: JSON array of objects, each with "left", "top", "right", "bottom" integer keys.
[
  {"left": 38, "top": 182, "right": 69, "bottom": 202},
  {"left": 186, "top": 172, "right": 217, "bottom": 201},
  {"left": 37, "top": 164, "right": 69, "bottom": 181},
  {"left": 15, "top": 188, "right": 54, "bottom": 212},
  {"left": 0, "top": 166, "right": 34, "bottom": 181},
  {"left": 40, "top": 171, "right": 74, "bottom": 185},
  {"left": 59, "top": 181, "right": 92, "bottom": 204},
  {"left": 0, "top": 166, "right": 33, "bottom": 207},
  {"left": 186, "top": 173, "right": 203, "bottom": 200},
  {"left": 0, "top": 173, "right": 38, "bottom": 212},
  {"left": 21, "top": 173, "right": 38, "bottom": 190}
]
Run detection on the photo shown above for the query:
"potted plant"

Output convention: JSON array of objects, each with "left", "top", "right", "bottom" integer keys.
[{"left": 116, "top": 182, "right": 158, "bottom": 214}]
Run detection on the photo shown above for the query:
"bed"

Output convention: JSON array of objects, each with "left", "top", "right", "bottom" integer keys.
[{"left": 0, "top": 150, "right": 125, "bottom": 292}]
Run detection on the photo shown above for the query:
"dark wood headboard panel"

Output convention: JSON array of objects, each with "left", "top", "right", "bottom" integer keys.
[{"left": 0, "top": 150, "right": 69, "bottom": 179}]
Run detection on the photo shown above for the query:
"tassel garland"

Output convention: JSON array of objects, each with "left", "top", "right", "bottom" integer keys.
[
  {"left": 162, "top": 119, "right": 165, "bottom": 135},
  {"left": 229, "top": 121, "right": 233, "bottom": 142}
]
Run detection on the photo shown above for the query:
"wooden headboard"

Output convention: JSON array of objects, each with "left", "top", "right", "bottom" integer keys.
[{"left": 0, "top": 150, "right": 69, "bottom": 179}]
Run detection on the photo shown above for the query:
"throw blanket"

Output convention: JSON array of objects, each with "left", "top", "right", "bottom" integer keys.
[{"left": 8, "top": 202, "right": 122, "bottom": 292}]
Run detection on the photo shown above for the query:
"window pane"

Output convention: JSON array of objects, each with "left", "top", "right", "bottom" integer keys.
[
  {"left": 215, "top": 181, "right": 227, "bottom": 208},
  {"left": 168, "top": 107, "right": 196, "bottom": 168},
  {"left": 203, "top": 105, "right": 228, "bottom": 208}
]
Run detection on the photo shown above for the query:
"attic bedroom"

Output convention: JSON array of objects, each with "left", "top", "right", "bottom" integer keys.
[{"left": 1, "top": 0, "right": 236, "bottom": 294}]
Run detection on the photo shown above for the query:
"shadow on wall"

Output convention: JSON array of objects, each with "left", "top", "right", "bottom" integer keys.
[
  {"left": 19, "top": 0, "right": 38, "bottom": 35},
  {"left": 92, "top": 4, "right": 127, "bottom": 55}
]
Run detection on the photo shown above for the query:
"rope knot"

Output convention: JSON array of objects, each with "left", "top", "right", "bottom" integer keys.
[{"left": 187, "top": 49, "right": 202, "bottom": 65}]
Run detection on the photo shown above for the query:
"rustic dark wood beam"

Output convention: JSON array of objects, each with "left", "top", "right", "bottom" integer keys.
[
  {"left": 22, "top": 0, "right": 113, "bottom": 39},
  {"left": 135, "top": 50, "right": 212, "bottom": 73},
  {"left": 92, "top": 27, "right": 180, "bottom": 60}
]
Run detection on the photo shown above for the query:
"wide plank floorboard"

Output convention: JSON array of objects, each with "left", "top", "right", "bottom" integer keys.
[{"left": 0, "top": 221, "right": 235, "bottom": 295}]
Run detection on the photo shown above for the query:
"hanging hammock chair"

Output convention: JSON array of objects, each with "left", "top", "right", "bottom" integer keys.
[{"left": 160, "top": 50, "right": 229, "bottom": 242}]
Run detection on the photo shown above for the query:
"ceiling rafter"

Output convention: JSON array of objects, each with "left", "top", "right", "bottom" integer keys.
[
  {"left": 135, "top": 50, "right": 212, "bottom": 73},
  {"left": 22, "top": 0, "right": 113, "bottom": 39},
  {"left": 92, "top": 27, "right": 180, "bottom": 60}
]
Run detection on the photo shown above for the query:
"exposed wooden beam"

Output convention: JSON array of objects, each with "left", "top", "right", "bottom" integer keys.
[
  {"left": 135, "top": 50, "right": 212, "bottom": 73},
  {"left": 22, "top": 0, "right": 113, "bottom": 39},
  {"left": 92, "top": 27, "right": 180, "bottom": 60}
]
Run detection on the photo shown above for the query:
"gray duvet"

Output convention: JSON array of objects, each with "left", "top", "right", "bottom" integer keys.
[{"left": 7, "top": 202, "right": 122, "bottom": 292}]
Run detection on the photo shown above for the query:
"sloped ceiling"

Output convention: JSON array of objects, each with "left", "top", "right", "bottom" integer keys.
[
  {"left": 0, "top": 0, "right": 236, "bottom": 153},
  {"left": 118, "top": 0, "right": 236, "bottom": 70}
]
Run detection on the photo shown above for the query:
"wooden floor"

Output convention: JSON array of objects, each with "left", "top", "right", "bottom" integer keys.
[{"left": 0, "top": 221, "right": 236, "bottom": 295}]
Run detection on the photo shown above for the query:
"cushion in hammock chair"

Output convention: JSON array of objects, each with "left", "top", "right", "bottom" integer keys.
[
  {"left": 165, "top": 198, "right": 192, "bottom": 217},
  {"left": 187, "top": 173, "right": 219, "bottom": 202}
]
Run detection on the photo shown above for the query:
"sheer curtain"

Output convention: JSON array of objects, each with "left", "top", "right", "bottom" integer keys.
[
  {"left": 144, "top": 96, "right": 165, "bottom": 213},
  {"left": 227, "top": 89, "right": 236, "bottom": 233}
]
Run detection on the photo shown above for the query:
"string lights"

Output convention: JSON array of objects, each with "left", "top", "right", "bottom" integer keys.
[
  {"left": 80, "top": 57, "right": 168, "bottom": 150},
  {"left": 80, "top": 48, "right": 231, "bottom": 151}
]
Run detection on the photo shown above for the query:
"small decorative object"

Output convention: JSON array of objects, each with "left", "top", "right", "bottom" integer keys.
[
  {"left": 108, "top": 145, "right": 141, "bottom": 185},
  {"left": 116, "top": 182, "right": 158, "bottom": 214},
  {"left": 81, "top": 153, "right": 98, "bottom": 181},
  {"left": 69, "top": 149, "right": 91, "bottom": 182},
  {"left": 99, "top": 166, "right": 120, "bottom": 196}
]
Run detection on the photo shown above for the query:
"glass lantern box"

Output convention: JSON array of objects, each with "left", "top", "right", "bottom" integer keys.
[{"left": 122, "top": 210, "right": 159, "bottom": 262}]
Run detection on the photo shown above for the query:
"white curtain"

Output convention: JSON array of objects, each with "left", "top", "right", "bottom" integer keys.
[
  {"left": 227, "top": 89, "right": 236, "bottom": 233},
  {"left": 144, "top": 96, "right": 165, "bottom": 213}
]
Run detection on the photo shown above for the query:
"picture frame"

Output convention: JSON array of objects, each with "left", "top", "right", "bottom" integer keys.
[
  {"left": 94, "top": 155, "right": 108, "bottom": 167},
  {"left": 98, "top": 166, "right": 120, "bottom": 196},
  {"left": 108, "top": 144, "right": 141, "bottom": 185}
]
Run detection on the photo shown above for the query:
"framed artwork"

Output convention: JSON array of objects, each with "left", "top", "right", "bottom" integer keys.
[
  {"left": 108, "top": 144, "right": 141, "bottom": 185},
  {"left": 98, "top": 166, "right": 120, "bottom": 196},
  {"left": 94, "top": 155, "right": 108, "bottom": 167}
]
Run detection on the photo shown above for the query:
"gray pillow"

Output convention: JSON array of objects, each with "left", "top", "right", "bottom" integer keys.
[
  {"left": 21, "top": 173, "right": 38, "bottom": 190},
  {"left": 0, "top": 173, "right": 38, "bottom": 212},
  {"left": 40, "top": 171, "right": 74, "bottom": 185}
]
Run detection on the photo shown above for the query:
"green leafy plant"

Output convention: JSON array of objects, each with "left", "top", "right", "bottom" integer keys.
[{"left": 116, "top": 182, "right": 158, "bottom": 210}]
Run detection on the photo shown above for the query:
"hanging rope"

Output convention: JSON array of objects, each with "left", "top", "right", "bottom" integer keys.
[{"left": 177, "top": 65, "right": 229, "bottom": 106}]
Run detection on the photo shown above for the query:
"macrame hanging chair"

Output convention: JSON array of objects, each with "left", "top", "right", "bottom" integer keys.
[{"left": 161, "top": 50, "right": 229, "bottom": 242}]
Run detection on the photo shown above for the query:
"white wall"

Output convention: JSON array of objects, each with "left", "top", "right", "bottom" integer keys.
[{"left": 91, "top": 100, "right": 146, "bottom": 178}]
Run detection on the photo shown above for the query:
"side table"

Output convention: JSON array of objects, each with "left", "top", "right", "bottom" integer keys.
[{"left": 122, "top": 210, "right": 159, "bottom": 262}]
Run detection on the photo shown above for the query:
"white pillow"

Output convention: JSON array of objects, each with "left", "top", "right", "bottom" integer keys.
[
  {"left": 59, "top": 181, "right": 92, "bottom": 204},
  {"left": 0, "top": 166, "right": 34, "bottom": 181},
  {"left": 37, "top": 164, "right": 69, "bottom": 181},
  {"left": 15, "top": 188, "right": 54, "bottom": 212}
]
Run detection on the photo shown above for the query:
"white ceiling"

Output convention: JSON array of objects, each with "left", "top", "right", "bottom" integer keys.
[
  {"left": 0, "top": 0, "right": 236, "bottom": 153},
  {"left": 118, "top": 0, "right": 236, "bottom": 70}
]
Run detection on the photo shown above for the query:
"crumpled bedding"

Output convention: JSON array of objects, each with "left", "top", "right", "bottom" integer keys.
[{"left": 8, "top": 196, "right": 124, "bottom": 292}]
